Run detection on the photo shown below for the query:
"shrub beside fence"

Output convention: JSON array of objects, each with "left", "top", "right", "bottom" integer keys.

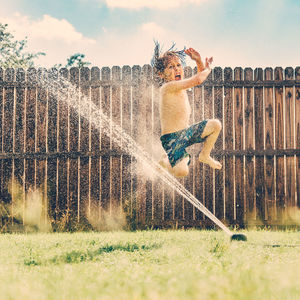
[{"left": 0, "top": 65, "right": 299, "bottom": 230}]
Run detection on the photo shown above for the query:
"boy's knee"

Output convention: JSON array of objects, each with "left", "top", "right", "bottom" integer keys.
[{"left": 210, "top": 119, "right": 222, "bottom": 132}]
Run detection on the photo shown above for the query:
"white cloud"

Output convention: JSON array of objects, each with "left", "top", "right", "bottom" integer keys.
[
  {"left": 105, "top": 0, "right": 209, "bottom": 10},
  {"left": 0, "top": 13, "right": 97, "bottom": 67},
  {"left": 141, "top": 22, "right": 166, "bottom": 36},
  {"left": 0, "top": 11, "right": 177, "bottom": 67},
  {"left": 1, "top": 9, "right": 297, "bottom": 69},
  {"left": 0, "top": 13, "right": 95, "bottom": 44},
  {"left": 87, "top": 21, "right": 185, "bottom": 67}
]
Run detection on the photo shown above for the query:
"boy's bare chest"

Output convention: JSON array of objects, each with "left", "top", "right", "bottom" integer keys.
[{"left": 162, "top": 94, "right": 191, "bottom": 117}]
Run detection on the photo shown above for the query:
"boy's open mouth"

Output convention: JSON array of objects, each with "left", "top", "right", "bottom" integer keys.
[{"left": 175, "top": 75, "right": 181, "bottom": 80}]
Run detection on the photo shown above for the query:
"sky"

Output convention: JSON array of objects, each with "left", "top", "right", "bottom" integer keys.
[{"left": 0, "top": 0, "right": 299, "bottom": 69}]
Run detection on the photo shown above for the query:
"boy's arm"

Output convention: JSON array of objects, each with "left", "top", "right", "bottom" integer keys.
[
  {"left": 162, "top": 68, "right": 211, "bottom": 92},
  {"left": 185, "top": 48, "right": 206, "bottom": 73}
]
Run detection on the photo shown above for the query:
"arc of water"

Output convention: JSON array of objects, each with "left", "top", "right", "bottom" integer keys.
[{"left": 50, "top": 75, "right": 232, "bottom": 236}]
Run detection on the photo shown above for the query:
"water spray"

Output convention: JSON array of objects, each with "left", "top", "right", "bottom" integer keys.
[{"left": 44, "top": 71, "right": 246, "bottom": 242}]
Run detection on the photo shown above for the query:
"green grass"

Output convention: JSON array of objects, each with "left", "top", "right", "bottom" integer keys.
[{"left": 0, "top": 230, "right": 300, "bottom": 300}]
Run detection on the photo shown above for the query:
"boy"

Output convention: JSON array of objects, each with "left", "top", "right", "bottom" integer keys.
[{"left": 152, "top": 44, "right": 222, "bottom": 178}]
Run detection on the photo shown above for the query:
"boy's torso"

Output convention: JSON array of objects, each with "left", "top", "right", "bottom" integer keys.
[{"left": 159, "top": 88, "right": 191, "bottom": 135}]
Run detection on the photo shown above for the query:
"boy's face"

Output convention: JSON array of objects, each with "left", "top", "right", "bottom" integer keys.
[{"left": 160, "top": 56, "right": 184, "bottom": 82}]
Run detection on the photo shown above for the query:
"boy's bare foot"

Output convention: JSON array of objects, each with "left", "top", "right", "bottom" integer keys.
[{"left": 198, "top": 154, "right": 222, "bottom": 170}]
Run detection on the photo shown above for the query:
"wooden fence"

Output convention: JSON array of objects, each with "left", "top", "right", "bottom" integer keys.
[{"left": 0, "top": 65, "right": 299, "bottom": 230}]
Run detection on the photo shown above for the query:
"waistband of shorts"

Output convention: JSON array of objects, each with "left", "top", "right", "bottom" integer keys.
[{"left": 160, "top": 129, "right": 183, "bottom": 141}]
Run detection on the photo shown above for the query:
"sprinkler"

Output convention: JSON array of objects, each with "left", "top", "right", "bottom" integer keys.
[{"left": 230, "top": 233, "right": 247, "bottom": 242}]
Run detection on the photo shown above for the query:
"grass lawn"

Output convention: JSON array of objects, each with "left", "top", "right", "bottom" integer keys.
[{"left": 0, "top": 230, "right": 299, "bottom": 300}]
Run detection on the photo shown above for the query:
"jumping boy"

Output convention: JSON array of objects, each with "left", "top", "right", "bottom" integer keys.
[{"left": 152, "top": 43, "right": 222, "bottom": 178}]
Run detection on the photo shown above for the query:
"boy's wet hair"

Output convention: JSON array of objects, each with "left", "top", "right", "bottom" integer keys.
[{"left": 151, "top": 41, "right": 186, "bottom": 74}]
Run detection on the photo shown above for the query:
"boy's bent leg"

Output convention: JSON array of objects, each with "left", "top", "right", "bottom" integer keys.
[
  {"left": 172, "top": 156, "right": 189, "bottom": 178},
  {"left": 198, "top": 119, "right": 222, "bottom": 170},
  {"left": 158, "top": 153, "right": 173, "bottom": 173},
  {"left": 158, "top": 154, "right": 189, "bottom": 178}
]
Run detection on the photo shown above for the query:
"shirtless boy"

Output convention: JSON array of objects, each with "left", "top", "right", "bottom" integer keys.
[{"left": 152, "top": 44, "right": 222, "bottom": 178}]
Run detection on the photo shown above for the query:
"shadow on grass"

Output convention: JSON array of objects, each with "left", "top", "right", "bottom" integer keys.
[
  {"left": 247, "top": 243, "right": 300, "bottom": 248},
  {"left": 24, "top": 242, "right": 162, "bottom": 266}
]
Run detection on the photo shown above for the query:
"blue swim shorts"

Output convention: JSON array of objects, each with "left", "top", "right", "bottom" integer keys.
[{"left": 160, "top": 120, "right": 208, "bottom": 167}]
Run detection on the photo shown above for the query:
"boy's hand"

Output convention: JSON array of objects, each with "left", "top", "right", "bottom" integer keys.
[
  {"left": 185, "top": 48, "right": 202, "bottom": 62},
  {"left": 205, "top": 57, "right": 213, "bottom": 69}
]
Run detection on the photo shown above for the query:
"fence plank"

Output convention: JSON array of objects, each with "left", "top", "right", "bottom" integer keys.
[
  {"left": 203, "top": 69, "right": 214, "bottom": 226},
  {"left": 79, "top": 67, "right": 91, "bottom": 221},
  {"left": 14, "top": 69, "right": 26, "bottom": 224},
  {"left": 190, "top": 67, "right": 197, "bottom": 222},
  {"left": 152, "top": 77, "right": 164, "bottom": 224},
  {"left": 141, "top": 64, "right": 154, "bottom": 223},
  {"left": 90, "top": 67, "right": 101, "bottom": 223},
  {"left": 194, "top": 68, "right": 204, "bottom": 222},
  {"left": 254, "top": 68, "right": 265, "bottom": 221},
  {"left": 284, "top": 67, "right": 296, "bottom": 214},
  {"left": 244, "top": 68, "right": 255, "bottom": 223},
  {"left": 121, "top": 66, "right": 133, "bottom": 224},
  {"left": 55, "top": 68, "right": 69, "bottom": 221},
  {"left": 36, "top": 68, "right": 48, "bottom": 225},
  {"left": 3, "top": 69, "right": 14, "bottom": 152},
  {"left": 296, "top": 67, "right": 300, "bottom": 209},
  {"left": 25, "top": 68, "right": 37, "bottom": 225},
  {"left": 275, "top": 67, "right": 285, "bottom": 221},
  {"left": 111, "top": 66, "right": 122, "bottom": 218},
  {"left": 213, "top": 67, "right": 224, "bottom": 221},
  {"left": 101, "top": 67, "right": 111, "bottom": 218},
  {"left": 264, "top": 68, "right": 276, "bottom": 221},
  {"left": 234, "top": 67, "right": 244, "bottom": 226},
  {"left": 2, "top": 69, "right": 14, "bottom": 223},
  {"left": 69, "top": 67, "right": 79, "bottom": 222},
  {"left": 132, "top": 65, "right": 146, "bottom": 225},
  {"left": 0, "top": 68, "right": 3, "bottom": 202},
  {"left": 224, "top": 67, "right": 234, "bottom": 224},
  {"left": 184, "top": 67, "right": 194, "bottom": 222}
]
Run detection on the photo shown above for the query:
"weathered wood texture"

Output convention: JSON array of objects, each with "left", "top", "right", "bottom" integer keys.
[{"left": 0, "top": 66, "right": 299, "bottom": 229}]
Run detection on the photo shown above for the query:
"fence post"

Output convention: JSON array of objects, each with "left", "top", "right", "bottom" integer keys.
[
  {"left": 101, "top": 67, "right": 111, "bottom": 218},
  {"left": 183, "top": 66, "right": 194, "bottom": 223},
  {"left": 275, "top": 67, "right": 285, "bottom": 221},
  {"left": 224, "top": 67, "right": 234, "bottom": 224},
  {"left": 152, "top": 70, "right": 164, "bottom": 225},
  {"left": 131, "top": 65, "right": 145, "bottom": 226},
  {"left": 2, "top": 68, "right": 14, "bottom": 224},
  {"left": 213, "top": 67, "right": 224, "bottom": 221},
  {"left": 36, "top": 68, "right": 48, "bottom": 225},
  {"left": 295, "top": 67, "right": 300, "bottom": 209},
  {"left": 244, "top": 68, "right": 255, "bottom": 223},
  {"left": 285, "top": 67, "right": 296, "bottom": 214},
  {"left": 193, "top": 67, "right": 204, "bottom": 223},
  {"left": 90, "top": 66, "right": 101, "bottom": 222},
  {"left": 141, "top": 64, "right": 154, "bottom": 224},
  {"left": 14, "top": 68, "right": 26, "bottom": 224},
  {"left": 78, "top": 67, "right": 91, "bottom": 222},
  {"left": 234, "top": 67, "right": 244, "bottom": 226},
  {"left": 254, "top": 68, "right": 265, "bottom": 221},
  {"left": 69, "top": 67, "right": 79, "bottom": 222},
  {"left": 203, "top": 68, "right": 214, "bottom": 226},
  {"left": 121, "top": 66, "right": 133, "bottom": 225},
  {"left": 111, "top": 66, "right": 122, "bottom": 219},
  {"left": 264, "top": 67, "right": 276, "bottom": 221}
]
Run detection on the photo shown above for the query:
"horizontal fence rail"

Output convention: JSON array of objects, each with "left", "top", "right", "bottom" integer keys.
[{"left": 0, "top": 65, "right": 299, "bottom": 231}]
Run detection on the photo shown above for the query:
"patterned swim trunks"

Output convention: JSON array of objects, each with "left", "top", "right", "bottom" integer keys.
[{"left": 160, "top": 120, "right": 208, "bottom": 167}]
